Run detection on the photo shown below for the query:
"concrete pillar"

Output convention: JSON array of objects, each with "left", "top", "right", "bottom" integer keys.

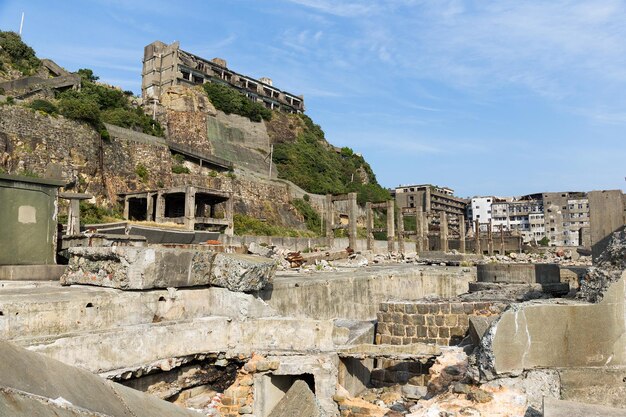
[
  {"left": 348, "top": 192, "right": 358, "bottom": 250},
  {"left": 459, "top": 215, "right": 466, "bottom": 253},
  {"left": 440, "top": 211, "right": 448, "bottom": 252},
  {"left": 386, "top": 199, "right": 395, "bottom": 253},
  {"left": 487, "top": 221, "right": 493, "bottom": 255},
  {"left": 67, "top": 199, "right": 81, "bottom": 235},
  {"left": 416, "top": 207, "right": 424, "bottom": 252},
  {"left": 123, "top": 196, "right": 130, "bottom": 220},
  {"left": 425, "top": 188, "right": 431, "bottom": 214},
  {"left": 397, "top": 209, "right": 405, "bottom": 254},
  {"left": 366, "top": 202, "right": 373, "bottom": 251},
  {"left": 500, "top": 225, "right": 505, "bottom": 255},
  {"left": 225, "top": 194, "right": 234, "bottom": 236},
  {"left": 325, "top": 194, "right": 334, "bottom": 249},
  {"left": 146, "top": 193, "right": 155, "bottom": 222},
  {"left": 155, "top": 192, "right": 165, "bottom": 224},
  {"left": 475, "top": 219, "right": 481, "bottom": 255},
  {"left": 184, "top": 186, "right": 196, "bottom": 231}
]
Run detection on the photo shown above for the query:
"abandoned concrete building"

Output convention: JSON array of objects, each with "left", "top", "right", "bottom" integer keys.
[
  {"left": 467, "top": 192, "right": 592, "bottom": 246},
  {"left": 142, "top": 40, "right": 305, "bottom": 113},
  {"left": 119, "top": 185, "right": 234, "bottom": 234},
  {"left": 394, "top": 184, "right": 467, "bottom": 222}
]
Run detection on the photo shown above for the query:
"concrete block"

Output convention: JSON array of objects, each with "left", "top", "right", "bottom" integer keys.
[
  {"left": 61, "top": 247, "right": 276, "bottom": 291},
  {"left": 267, "top": 379, "right": 322, "bottom": 417},
  {"left": 543, "top": 397, "right": 626, "bottom": 417}
]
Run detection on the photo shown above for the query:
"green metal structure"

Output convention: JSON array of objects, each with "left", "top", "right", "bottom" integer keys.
[{"left": 0, "top": 174, "right": 65, "bottom": 265}]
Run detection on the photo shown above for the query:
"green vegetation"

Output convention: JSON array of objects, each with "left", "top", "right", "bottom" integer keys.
[
  {"left": 273, "top": 114, "right": 390, "bottom": 204},
  {"left": 79, "top": 201, "right": 123, "bottom": 225},
  {"left": 0, "top": 31, "right": 40, "bottom": 75},
  {"left": 56, "top": 69, "right": 163, "bottom": 138},
  {"left": 538, "top": 236, "right": 550, "bottom": 246},
  {"left": 29, "top": 99, "right": 58, "bottom": 115},
  {"left": 234, "top": 213, "right": 316, "bottom": 237},
  {"left": 202, "top": 82, "right": 272, "bottom": 122},
  {"left": 171, "top": 154, "right": 190, "bottom": 174},
  {"left": 292, "top": 198, "right": 321, "bottom": 233},
  {"left": 172, "top": 165, "right": 190, "bottom": 174},
  {"left": 135, "top": 163, "right": 149, "bottom": 182}
]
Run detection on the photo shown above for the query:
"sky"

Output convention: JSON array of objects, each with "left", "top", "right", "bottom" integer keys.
[{"left": 1, "top": 0, "right": 625, "bottom": 198}]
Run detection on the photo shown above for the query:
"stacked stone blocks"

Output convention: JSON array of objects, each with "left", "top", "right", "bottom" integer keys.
[{"left": 376, "top": 300, "right": 504, "bottom": 346}]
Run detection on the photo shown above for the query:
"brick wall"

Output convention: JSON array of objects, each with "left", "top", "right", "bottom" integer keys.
[{"left": 376, "top": 300, "right": 506, "bottom": 346}]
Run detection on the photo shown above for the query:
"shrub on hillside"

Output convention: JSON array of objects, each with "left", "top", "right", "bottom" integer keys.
[
  {"left": 0, "top": 31, "right": 40, "bottom": 75},
  {"left": 56, "top": 69, "right": 163, "bottom": 137},
  {"left": 273, "top": 114, "right": 390, "bottom": 203},
  {"left": 29, "top": 99, "right": 58, "bottom": 115},
  {"left": 203, "top": 82, "right": 272, "bottom": 122},
  {"left": 292, "top": 198, "right": 321, "bottom": 234}
]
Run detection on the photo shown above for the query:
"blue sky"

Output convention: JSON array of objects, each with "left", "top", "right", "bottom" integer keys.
[{"left": 1, "top": 0, "right": 625, "bottom": 197}]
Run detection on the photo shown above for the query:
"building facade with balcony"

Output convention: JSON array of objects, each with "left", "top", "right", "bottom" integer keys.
[{"left": 142, "top": 41, "right": 305, "bottom": 114}]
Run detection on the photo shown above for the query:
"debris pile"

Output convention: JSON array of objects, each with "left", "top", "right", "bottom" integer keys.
[{"left": 578, "top": 229, "right": 626, "bottom": 302}]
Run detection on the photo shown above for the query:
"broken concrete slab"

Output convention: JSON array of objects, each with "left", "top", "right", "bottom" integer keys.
[
  {"left": 482, "top": 271, "right": 626, "bottom": 375},
  {"left": 543, "top": 397, "right": 626, "bottom": 417},
  {"left": 0, "top": 340, "right": 202, "bottom": 417},
  {"left": 267, "top": 379, "right": 322, "bottom": 417},
  {"left": 0, "top": 387, "right": 105, "bottom": 417},
  {"left": 60, "top": 246, "right": 276, "bottom": 291}
]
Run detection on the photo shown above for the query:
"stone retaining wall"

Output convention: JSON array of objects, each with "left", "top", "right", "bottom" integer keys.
[{"left": 376, "top": 300, "right": 506, "bottom": 346}]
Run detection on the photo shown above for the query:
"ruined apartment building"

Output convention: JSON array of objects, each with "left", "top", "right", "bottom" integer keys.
[
  {"left": 543, "top": 191, "right": 590, "bottom": 246},
  {"left": 468, "top": 192, "right": 590, "bottom": 246},
  {"left": 394, "top": 184, "right": 468, "bottom": 221},
  {"left": 141, "top": 40, "right": 305, "bottom": 113},
  {"left": 490, "top": 194, "right": 545, "bottom": 243}
]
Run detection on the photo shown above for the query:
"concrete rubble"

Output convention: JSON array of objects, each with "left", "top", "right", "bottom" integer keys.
[
  {"left": 61, "top": 246, "right": 276, "bottom": 291},
  {"left": 2, "top": 220, "right": 625, "bottom": 416}
]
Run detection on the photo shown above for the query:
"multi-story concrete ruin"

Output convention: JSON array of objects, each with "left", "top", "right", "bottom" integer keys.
[
  {"left": 468, "top": 192, "right": 592, "bottom": 246},
  {"left": 142, "top": 41, "right": 305, "bottom": 113}
]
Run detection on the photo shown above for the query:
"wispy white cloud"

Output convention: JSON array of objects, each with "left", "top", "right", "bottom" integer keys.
[{"left": 283, "top": 0, "right": 380, "bottom": 17}]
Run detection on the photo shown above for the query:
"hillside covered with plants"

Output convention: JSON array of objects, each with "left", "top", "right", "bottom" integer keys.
[
  {"left": 199, "top": 80, "right": 390, "bottom": 204},
  {"left": 0, "top": 31, "right": 163, "bottom": 138},
  {"left": 271, "top": 114, "right": 390, "bottom": 204}
]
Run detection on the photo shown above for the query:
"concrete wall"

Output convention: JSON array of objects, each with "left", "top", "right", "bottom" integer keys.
[
  {"left": 256, "top": 265, "right": 476, "bottom": 321},
  {"left": 486, "top": 271, "right": 626, "bottom": 375},
  {"left": 589, "top": 190, "right": 625, "bottom": 261},
  {"left": 0, "top": 285, "right": 277, "bottom": 341},
  {"left": 476, "top": 264, "right": 560, "bottom": 284}
]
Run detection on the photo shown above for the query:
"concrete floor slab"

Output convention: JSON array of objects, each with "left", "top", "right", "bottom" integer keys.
[{"left": 543, "top": 397, "right": 626, "bottom": 417}]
